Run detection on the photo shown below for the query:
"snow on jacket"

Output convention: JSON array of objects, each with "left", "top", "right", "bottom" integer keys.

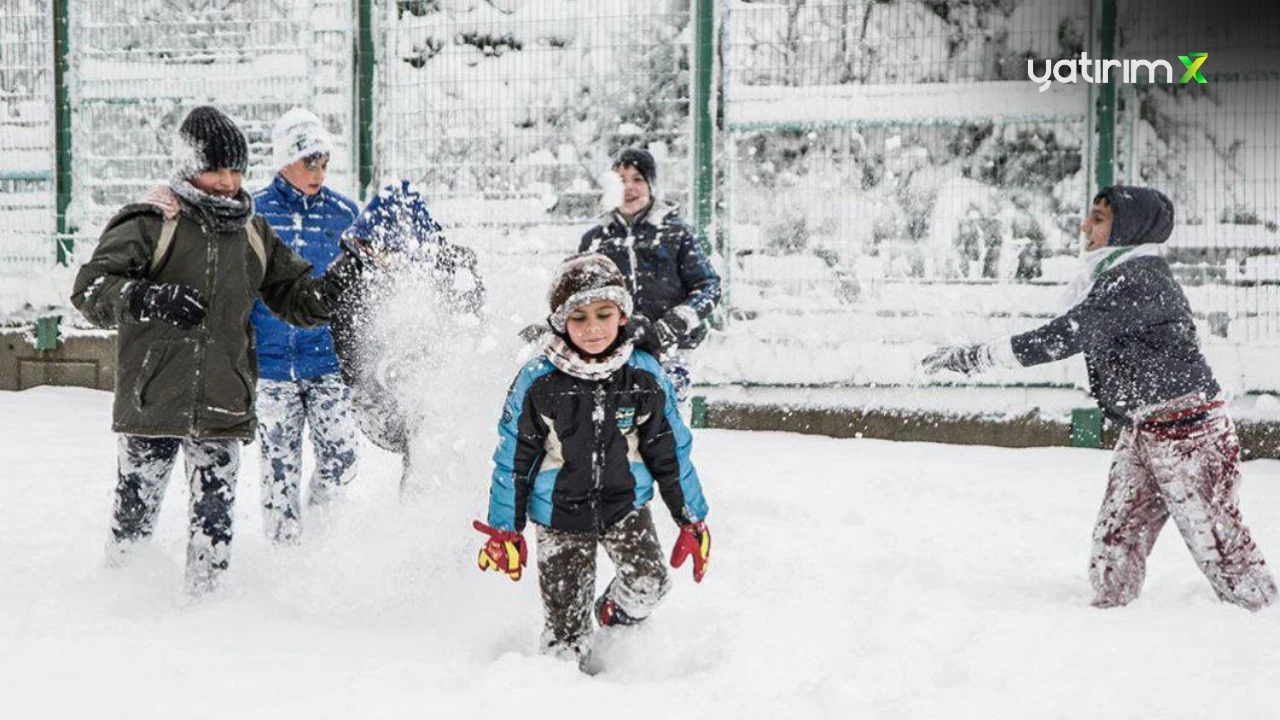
[
  {"left": 1010, "top": 187, "right": 1219, "bottom": 425},
  {"left": 486, "top": 345, "right": 709, "bottom": 534},
  {"left": 70, "top": 203, "right": 330, "bottom": 440},
  {"left": 325, "top": 181, "right": 485, "bottom": 452},
  {"left": 578, "top": 202, "right": 720, "bottom": 349},
  {"left": 250, "top": 175, "right": 359, "bottom": 381}
]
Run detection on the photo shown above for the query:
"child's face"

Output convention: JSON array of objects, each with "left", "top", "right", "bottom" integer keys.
[
  {"left": 1081, "top": 198, "right": 1113, "bottom": 251},
  {"left": 191, "top": 168, "right": 244, "bottom": 198},
  {"left": 280, "top": 153, "right": 329, "bottom": 196},
  {"left": 616, "top": 165, "right": 651, "bottom": 217},
  {"left": 565, "top": 300, "right": 627, "bottom": 355}
]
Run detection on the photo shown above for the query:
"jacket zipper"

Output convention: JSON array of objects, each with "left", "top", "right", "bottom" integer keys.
[
  {"left": 190, "top": 219, "right": 217, "bottom": 437},
  {"left": 591, "top": 382, "right": 606, "bottom": 533}
]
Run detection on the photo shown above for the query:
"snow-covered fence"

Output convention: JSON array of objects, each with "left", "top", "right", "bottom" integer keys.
[{"left": 712, "top": 0, "right": 1280, "bottom": 391}]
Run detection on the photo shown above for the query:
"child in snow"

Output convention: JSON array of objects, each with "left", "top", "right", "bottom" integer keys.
[
  {"left": 923, "top": 185, "right": 1277, "bottom": 611},
  {"left": 251, "top": 108, "right": 361, "bottom": 544},
  {"left": 476, "top": 253, "right": 711, "bottom": 668},
  {"left": 523, "top": 148, "right": 720, "bottom": 413},
  {"left": 324, "top": 180, "right": 485, "bottom": 497},
  {"left": 70, "top": 106, "right": 340, "bottom": 595}
]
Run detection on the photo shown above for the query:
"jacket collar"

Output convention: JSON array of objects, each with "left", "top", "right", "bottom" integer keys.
[
  {"left": 272, "top": 173, "right": 327, "bottom": 212},
  {"left": 601, "top": 200, "right": 677, "bottom": 234}
]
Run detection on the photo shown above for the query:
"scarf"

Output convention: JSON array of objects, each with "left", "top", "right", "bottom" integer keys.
[
  {"left": 544, "top": 334, "right": 634, "bottom": 381},
  {"left": 1060, "top": 244, "right": 1162, "bottom": 310},
  {"left": 169, "top": 179, "right": 254, "bottom": 235}
]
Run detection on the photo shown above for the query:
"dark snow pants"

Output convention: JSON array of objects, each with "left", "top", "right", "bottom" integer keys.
[
  {"left": 256, "top": 373, "right": 358, "bottom": 543},
  {"left": 111, "top": 435, "right": 240, "bottom": 594},
  {"left": 535, "top": 507, "right": 672, "bottom": 660},
  {"left": 1089, "top": 412, "right": 1277, "bottom": 611}
]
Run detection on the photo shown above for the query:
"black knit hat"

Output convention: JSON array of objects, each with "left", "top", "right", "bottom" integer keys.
[
  {"left": 612, "top": 147, "right": 657, "bottom": 187},
  {"left": 176, "top": 106, "right": 249, "bottom": 177},
  {"left": 1093, "top": 185, "right": 1175, "bottom": 246},
  {"left": 547, "top": 253, "right": 634, "bottom": 332}
]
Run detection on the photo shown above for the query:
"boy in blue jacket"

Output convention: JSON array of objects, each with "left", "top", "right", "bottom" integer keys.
[
  {"left": 251, "top": 108, "right": 360, "bottom": 544},
  {"left": 476, "top": 253, "right": 711, "bottom": 669}
]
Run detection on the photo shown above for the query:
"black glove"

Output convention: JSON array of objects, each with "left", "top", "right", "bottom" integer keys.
[
  {"left": 659, "top": 305, "right": 699, "bottom": 339},
  {"left": 127, "top": 281, "right": 206, "bottom": 329},
  {"left": 626, "top": 315, "right": 668, "bottom": 356},
  {"left": 921, "top": 344, "right": 993, "bottom": 376},
  {"left": 518, "top": 321, "right": 550, "bottom": 345}
]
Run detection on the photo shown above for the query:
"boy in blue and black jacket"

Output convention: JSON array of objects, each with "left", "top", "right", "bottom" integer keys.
[{"left": 475, "top": 253, "right": 711, "bottom": 669}]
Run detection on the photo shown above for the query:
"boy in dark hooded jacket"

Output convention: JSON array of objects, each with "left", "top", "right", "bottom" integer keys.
[
  {"left": 324, "top": 180, "right": 485, "bottom": 496},
  {"left": 476, "top": 253, "right": 711, "bottom": 671},
  {"left": 923, "top": 185, "right": 1276, "bottom": 611},
  {"left": 577, "top": 148, "right": 721, "bottom": 409}
]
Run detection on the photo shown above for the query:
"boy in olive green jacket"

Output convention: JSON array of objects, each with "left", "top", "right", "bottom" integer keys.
[{"left": 71, "top": 106, "right": 335, "bottom": 596}]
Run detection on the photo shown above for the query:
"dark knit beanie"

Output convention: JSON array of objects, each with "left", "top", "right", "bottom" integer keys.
[
  {"left": 612, "top": 147, "right": 657, "bottom": 188},
  {"left": 176, "top": 106, "right": 249, "bottom": 177},
  {"left": 547, "top": 253, "right": 634, "bottom": 332},
  {"left": 1093, "top": 185, "right": 1175, "bottom": 246}
]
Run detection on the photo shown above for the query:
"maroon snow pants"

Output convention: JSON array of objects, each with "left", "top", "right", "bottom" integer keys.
[{"left": 1089, "top": 405, "right": 1276, "bottom": 611}]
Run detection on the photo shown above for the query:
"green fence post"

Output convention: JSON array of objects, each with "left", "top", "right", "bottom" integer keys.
[
  {"left": 354, "top": 0, "right": 375, "bottom": 202},
  {"left": 35, "top": 315, "right": 62, "bottom": 352},
  {"left": 1094, "top": 0, "right": 1117, "bottom": 190},
  {"left": 53, "top": 0, "right": 73, "bottom": 264},
  {"left": 691, "top": 395, "right": 708, "bottom": 429},
  {"left": 691, "top": 0, "right": 715, "bottom": 256},
  {"left": 1071, "top": 408, "right": 1103, "bottom": 448}
]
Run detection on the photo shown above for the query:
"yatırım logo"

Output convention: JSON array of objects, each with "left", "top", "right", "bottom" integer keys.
[{"left": 1028, "top": 52, "right": 1208, "bottom": 92}]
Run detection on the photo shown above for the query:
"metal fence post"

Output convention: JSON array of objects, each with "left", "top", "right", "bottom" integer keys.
[
  {"left": 53, "top": 0, "right": 73, "bottom": 264},
  {"left": 691, "top": 0, "right": 714, "bottom": 255},
  {"left": 354, "top": 0, "right": 375, "bottom": 202},
  {"left": 1094, "top": 0, "right": 1117, "bottom": 190}
]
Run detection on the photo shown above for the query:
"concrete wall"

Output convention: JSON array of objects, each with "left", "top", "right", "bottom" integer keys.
[
  {"left": 704, "top": 400, "right": 1280, "bottom": 461},
  {"left": 0, "top": 328, "right": 114, "bottom": 392}
]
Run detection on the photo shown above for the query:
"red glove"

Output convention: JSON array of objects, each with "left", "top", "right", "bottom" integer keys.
[
  {"left": 473, "top": 520, "right": 528, "bottom": 582},
  {"left": 670, "top": 521, "right": 711, "bottom": 583}
]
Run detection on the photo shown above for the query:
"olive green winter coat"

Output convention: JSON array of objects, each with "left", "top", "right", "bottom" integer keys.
[{"left": 71, "top": 204, "right": 330, "bottom": 440}]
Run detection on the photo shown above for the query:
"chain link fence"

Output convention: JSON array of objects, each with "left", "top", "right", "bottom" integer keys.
[{"left": 3, "top": 0, "right": 1278, "bottom": 389}]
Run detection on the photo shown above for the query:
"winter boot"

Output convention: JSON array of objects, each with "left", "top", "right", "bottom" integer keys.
[{"left": 595, "top": 592, "right": 644, "bottom": 628}]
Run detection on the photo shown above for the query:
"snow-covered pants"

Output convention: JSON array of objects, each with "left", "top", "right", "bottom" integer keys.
[
  {"left": 535, "top": 507, "right": 672, "bottom": 660},
  {"left": 256, "top": 373, "right": 358, "bottom": 543},
  {"left": 111, "top": 435, "right": 240, "bottom": 593},
  {"left": 1089, "top": 413, "right": 1277, "bottom": 611}
]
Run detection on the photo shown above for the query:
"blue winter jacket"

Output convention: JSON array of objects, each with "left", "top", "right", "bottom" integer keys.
[
  {"left": 487, "top": 349, "right": 708, "bottom": 534},
  {"left": 251, "top": 175, "right": 360, "bottom": 381}
]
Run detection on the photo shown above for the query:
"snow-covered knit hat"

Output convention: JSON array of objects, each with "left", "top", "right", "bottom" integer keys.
[
  {"left": 271, "top": 107, "right": 332, "bottom": 171},
  {"left": 174, "top": 106, "right": 248, "bottom": 178},
  {"left": 547, "top": 253, "right": 634, "bottom": 332},
  {"left": 612, "top": 147, "right": 657, "bottom": 188},
  {"left": 343, "top": 180, "right": 442, "bottom": 259}
]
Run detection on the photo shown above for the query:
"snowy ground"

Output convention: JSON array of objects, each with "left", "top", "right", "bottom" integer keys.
[{"left": 5, "top": 387, "right": 1280, "bottom": 719}]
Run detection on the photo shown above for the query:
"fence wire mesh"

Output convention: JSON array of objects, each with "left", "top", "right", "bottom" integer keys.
[
  {"left": 0, "top": 0, "right": 55, "bottom": 273},
  {"left": 66, "top": 0, "right": 354, "bottom": 237},
  {"left": 374, "top": 0, "right": 693, "bottom": 236}
]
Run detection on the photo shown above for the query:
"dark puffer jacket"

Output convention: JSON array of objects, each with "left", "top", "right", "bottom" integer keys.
[
  {"left": 1011, "top": 186, "right": 1219, "bottom": 425},
  {"left": 71, "top": 204, "right": 330, "bottom": 440},
  {"left": 579, "top": 202, "right": 720, "bottom": 349},
  {"left": 486, "top": 350, "right": 708, "bottom": 534}
]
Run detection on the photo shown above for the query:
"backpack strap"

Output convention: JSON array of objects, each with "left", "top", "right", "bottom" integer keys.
[
  {"left": 147, "top": 216, "right": 269, "bottom": 284},
  {"left": 244, "top": 217, "right": 267, "bottom": 283},
  {"left": 148, "top": 217, "right": 181, "bottom": 278}
]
